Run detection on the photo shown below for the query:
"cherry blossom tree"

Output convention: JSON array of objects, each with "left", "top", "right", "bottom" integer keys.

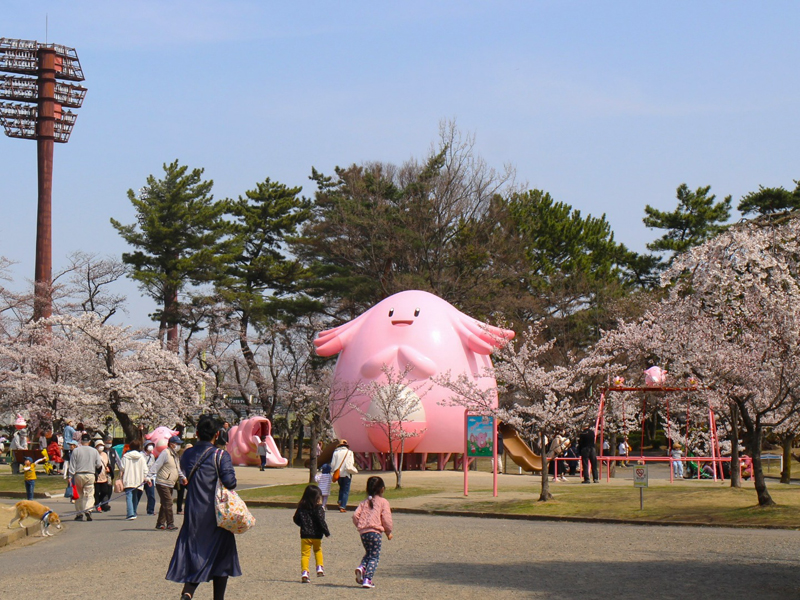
[
  {"left": 0, "top": 314, "right": 209, "bottom": 440},
  {"left": 437, "top": 322, "right": 586, "bottom": 501},
  {"left": 594, "top": 218, "right": 800, "bottom": 506},
  {"left": 357, "top": 365, "right": 430, "bottom": 489}
]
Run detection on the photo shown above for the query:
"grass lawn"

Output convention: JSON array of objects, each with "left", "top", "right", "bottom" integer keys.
[
  {"left": 438, "top": 483, "right": 800, "bottom": 528},
  {"left": 0, "top": 473, "right": 69, "bottom": 494},
  {"left": 238, "top": 483, "right": 445, "bottom": 504}
]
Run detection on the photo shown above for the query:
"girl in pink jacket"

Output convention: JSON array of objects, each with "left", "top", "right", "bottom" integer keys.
[{"left": 352, "top": 476, "right": 393, "bottom": 589}]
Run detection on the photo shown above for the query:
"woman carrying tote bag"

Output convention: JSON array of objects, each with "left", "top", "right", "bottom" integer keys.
[{"left": 167, "top": 415, "right": 240, "bottom": 600}]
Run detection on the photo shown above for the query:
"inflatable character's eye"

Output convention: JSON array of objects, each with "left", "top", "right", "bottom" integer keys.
[
  {"left": 414, "top": 308, "right": 420, "bottom": 317},
  {"left": 388, "top": 308, "right": 394, "bottom": 317}
]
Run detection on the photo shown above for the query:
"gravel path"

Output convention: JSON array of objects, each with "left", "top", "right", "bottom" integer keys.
[{"left": 0, "top": 497, "right": 798, "bottom": 599}]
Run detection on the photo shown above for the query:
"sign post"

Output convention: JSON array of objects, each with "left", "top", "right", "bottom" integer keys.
[
  {"left": 464, "top": 413, "right": 497, "bottom": 497},
  {"left": 633, "top": 464, "right": 648, "bottom": 510}
]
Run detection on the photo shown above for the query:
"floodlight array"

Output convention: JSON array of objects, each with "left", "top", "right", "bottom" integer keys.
[
  {"left": 0, "top": 38, "right": 85, "bottom": 81},
  {"left": 0, "top": 38, "right": 86, "bottom": 143}
]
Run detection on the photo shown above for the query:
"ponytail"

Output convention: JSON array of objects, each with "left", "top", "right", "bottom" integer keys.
[{"left": 365, "top": 476, "right": 385, "bottom": 509}]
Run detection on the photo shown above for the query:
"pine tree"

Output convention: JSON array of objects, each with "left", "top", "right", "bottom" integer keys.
[
  {"left": 737, "top": 184, "right": 800, "bottom": 218},
  {"left": 643, "top": 184, "right": 731, "bottom": 262},
  {"left": 216, "top": 178, "right": 313, "bottom": 417},
  {"left": 110, "top": 160, "right": 229, "bottom": 351}
]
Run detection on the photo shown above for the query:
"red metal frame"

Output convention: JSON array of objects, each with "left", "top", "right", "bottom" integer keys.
[{"left": 596, "top": 385, "right": 724, "bottom": 483}]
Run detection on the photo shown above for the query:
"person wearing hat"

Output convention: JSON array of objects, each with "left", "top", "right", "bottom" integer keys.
[
  {"left": 93, "top": 439, "right": 113, "bottom": 512},
  {"left": 68, "top": 433, "right": 103, "bottom": 521},
  {"left": 148, "top": 435, "right": 188, "bottom": 530},
  {"left": 143, "top": 440, "right": 158, "bottom": 515},
  {"left": 329, "top": 439, "right": 358, "bottom": 512}
]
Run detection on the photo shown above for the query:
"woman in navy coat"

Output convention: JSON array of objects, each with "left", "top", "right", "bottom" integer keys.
[{"left": 167, "top": 415, "right": 240, "bottom": 600}]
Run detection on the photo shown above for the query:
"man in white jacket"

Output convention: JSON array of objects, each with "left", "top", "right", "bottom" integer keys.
[{"left": 330, "top": 439, "right": 358, "bottom": 512}]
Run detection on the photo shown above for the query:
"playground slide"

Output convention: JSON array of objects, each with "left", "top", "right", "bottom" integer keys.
[
  {"left": 499, "top": 423, "right": 544, "bottom": 472},
  {"left": 262, "top": 434, "right": 288, "bottom": 467}
]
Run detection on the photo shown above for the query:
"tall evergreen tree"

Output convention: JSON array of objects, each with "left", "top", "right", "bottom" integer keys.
[
  {"left": 110, "top": 160, "right": 228, "bottom": 351},
  {"left": 216, "top": 178, "right": 313, "bottom": 417},
  {"left": 643, "top": 183, "right": 731, "bottom": 262}
]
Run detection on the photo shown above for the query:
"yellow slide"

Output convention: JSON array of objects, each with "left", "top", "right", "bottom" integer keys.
[{"left": 499, "top": 423, "right": 544, "bottom": 472}]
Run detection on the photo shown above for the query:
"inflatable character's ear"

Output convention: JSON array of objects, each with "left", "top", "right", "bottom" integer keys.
[
  {"left": 314, "top": 312, "right": 369, "bottom": 357},
  {"left": 452, "top": 315, "right": 515, "bottom": 355}
]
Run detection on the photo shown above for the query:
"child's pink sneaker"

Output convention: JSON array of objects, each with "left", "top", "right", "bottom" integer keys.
[
  {"left": 316, "top": 565, "right": 325, "bottom": 577},
  {"left": 362, "top": 577, "right": 375, "bottom": 589},
  {"left": 354, "top": 565, "right": 364, "bottom": 584}
]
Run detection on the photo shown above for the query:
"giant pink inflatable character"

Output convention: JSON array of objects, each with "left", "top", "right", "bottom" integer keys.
[
  {"left": 227, "top": 417, "right": 288, "bottom": 467},
  {"left": 314, "top": 290, "right": 514, "bottom": 454},
  {"left": 145, "top": 426, "right": 179, "bottom": 457}
]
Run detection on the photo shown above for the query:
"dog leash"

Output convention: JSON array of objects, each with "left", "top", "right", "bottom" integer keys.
[{"left": 57, "top": 479, "right": 150, "bottom": 518}]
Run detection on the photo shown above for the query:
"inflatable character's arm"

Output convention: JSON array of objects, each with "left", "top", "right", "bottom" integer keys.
[
  {"left": 453, "top": 315, "right": 515, "bottom": 355},
  {"left": 314, "top": 313, "right": 368, "bottom": 356}
]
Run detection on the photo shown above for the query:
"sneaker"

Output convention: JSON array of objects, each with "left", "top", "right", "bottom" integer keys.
[
  {"left": 316, "top": 566, "right": 325, "bottom": 577},
  {"left": 156, "top": 524, "right": 166, "bottom": 530},
  {"left": 85, "top": 514, "right": 92, "bottom": 521},
  {"left": 362, "top": 578, "right": 375, "bottom": 589},
  {"left": 559, "top": 476, "right": 567, "bottom": 482},
  {"left": 301, "top": 571, "right": 310, "bottom": 583},
  {"left": 125, "top": 516, "right": 136, "bottom": 521},
  {"left": 166, "top": 525, "right": 178, "bottom": 531},
  {"left": 74, "top": 515, "right": 84, "bottom": 521},
  {"left": 355, "top": 566, "right": 365, "bottom": 584},
  {"left": 339, "top": 507, "right": 347, "bottom": 513}
]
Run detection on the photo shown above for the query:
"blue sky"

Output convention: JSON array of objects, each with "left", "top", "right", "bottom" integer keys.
[{"left": 3, "top": 2, "right": 799, "bottom": 326}]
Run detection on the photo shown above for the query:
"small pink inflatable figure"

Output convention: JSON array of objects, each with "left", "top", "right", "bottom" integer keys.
[
  {"left": 644, "top": 366, "right": 667, "bottom": 387},
  {"left": 227, "top": 417, "right": 288, "bottom": 467},
  {"left": 314, "top": 290, "right": 515, "bottom": 454},
  {"left": 14, "top": 414, "right": 26, "bottom": 430},
  {"left": 145, "top": 426, "right": 178, "bottom": 458}
]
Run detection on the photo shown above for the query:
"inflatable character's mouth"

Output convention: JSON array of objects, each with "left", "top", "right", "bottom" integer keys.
[{"left": 391, "top": 320, "right": 413, "bottom": 327}]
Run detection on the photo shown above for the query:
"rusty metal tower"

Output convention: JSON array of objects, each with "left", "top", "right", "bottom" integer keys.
[{"left": 0, "top": 37, "right": 87, "bottom": 320}]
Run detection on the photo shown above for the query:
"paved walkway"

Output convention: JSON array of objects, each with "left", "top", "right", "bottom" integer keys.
[{"left": 1, "top": 484, "right": 798, "bottom": 599}]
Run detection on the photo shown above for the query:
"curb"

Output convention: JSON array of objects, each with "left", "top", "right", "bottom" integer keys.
[
  {"left": 0, "top": 521, "right": 57, "bottom": 549},
  {"left": 0, "top": 492, "right": 53, "bottom": 500},
  {"left": 244, "top": 501, "right": 800, "bottom": 531}
]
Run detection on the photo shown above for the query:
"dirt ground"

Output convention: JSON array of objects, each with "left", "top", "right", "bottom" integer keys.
[{"left": 0, "top": 465, "right": 798, "bottom": 599}]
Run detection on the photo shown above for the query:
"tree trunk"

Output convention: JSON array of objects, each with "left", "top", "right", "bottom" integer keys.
[
  {"left": 308, "top": 414, "right": 320, "bottom": 483},
  {"left": 287, "top": 420, "right": 295, "bottom": 469},
  {"left": 296, "top": 422, "right": 304, "bottom": 463},
  {"left": 538, "top": 430, "right": 552, "bottom": 501},
  {"left": 780, "top": 435, "right": 793, "bottom": 484},
  {"left": 238, "top": 317, "right": 275, "bottom": 415},
  {"left": 164, "top": 286, "right": 180, "bottom": 354},
  {"left": 749, "top": 425, "right": 775, "bottom": 507},
  {"left": 396, "top": 438, "right": 405, "bottom": 489},
  {"left": 108, "top": 391, "right": 139, "bottom": 441},
  {"left": 609, "top": 432, "right": 617, "bottom": 478},
  {"left": 729, "top": 403, "right": 741, "bottom": 488}
]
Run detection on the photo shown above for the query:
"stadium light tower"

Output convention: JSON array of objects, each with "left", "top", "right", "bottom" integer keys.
[{"left": 0, "top": 37, "right": 87, "bottom": 320}]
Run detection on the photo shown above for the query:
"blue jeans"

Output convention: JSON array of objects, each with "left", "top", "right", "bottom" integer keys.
[
  {"left": 125, "top": 488, "right": 143, "bottom": 518},
  {"left": 338, "top": 475, "right": 352, "bottom": 509},
  {"left": 25, "top": 480, "right": 35, "bottom": 500},
  {"left": 673, "top": 460, "right": 684, "bottom": 478},
  {"left": 145, "top": 483, "right": 156, "bottom": 514}
]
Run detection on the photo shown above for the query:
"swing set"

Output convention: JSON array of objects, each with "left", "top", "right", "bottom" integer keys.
[{"left": 594, "top": 381, "right": 728, "bottom": 483}]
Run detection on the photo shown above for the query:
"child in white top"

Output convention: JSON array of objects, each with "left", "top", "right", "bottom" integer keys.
[{"left": 315, "top": 463, "right": 333, "bottom": 509}]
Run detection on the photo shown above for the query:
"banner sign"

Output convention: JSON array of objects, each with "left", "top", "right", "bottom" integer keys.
[{"left": 466, "top": 415, "right": 495, "bottom": 457}]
